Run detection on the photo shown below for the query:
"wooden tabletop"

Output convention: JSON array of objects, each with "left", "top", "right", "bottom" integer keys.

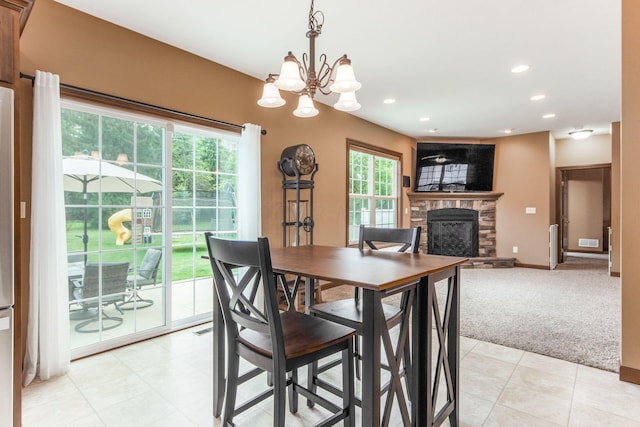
[{"left": 270, "top": 245, "right": 467, "bottom": 291}]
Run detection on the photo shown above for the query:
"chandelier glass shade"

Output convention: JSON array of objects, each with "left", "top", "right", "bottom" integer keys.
[{"left": 257, "top": 0, "right": 361, "bottom": 117}]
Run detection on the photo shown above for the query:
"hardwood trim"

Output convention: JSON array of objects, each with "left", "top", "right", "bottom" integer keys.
[
  {"left": 407, "top": 191, "right": 504, "bottom": 201},
  {"left": 514, "top": 262, "right": 550, "bottom": 270},
  {"left": 0, "top": 7, "right": 15, "bottom": 84},
  {"left": 611, "top": 271, "right": 621, "bottom": 277},
  {"left": 59, "top": 85, "right": 243, "bottom": 135},
  {"left": 0, "top": 0, "right": 34, "bottom": 34},
  {"left": 620, "top": 365, "right": 640, "bottom": 385}
]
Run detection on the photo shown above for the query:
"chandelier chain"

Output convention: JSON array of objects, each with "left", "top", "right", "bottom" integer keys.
[{"left": 308, "top": 0, "right": 324, "bottom": 34}]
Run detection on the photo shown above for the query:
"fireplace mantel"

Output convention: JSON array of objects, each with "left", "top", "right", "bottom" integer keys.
[{"left": 407, "top": 192, "right": 504, "bottom": 201}]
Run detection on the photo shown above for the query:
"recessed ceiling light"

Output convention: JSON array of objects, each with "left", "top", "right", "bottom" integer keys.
[
  {"left": 530, "top": 94, "right": 546, "bottom": 101},
  {"left": 383, "top": 98, "right": 396, "bottom": 104},
  {"left": 419, "top": 117, "right": 430, "bottom": 122},
  {"left": 542, "top": 113, "right": 556, "bottom": 119},
  {"left": 511, "top": 64, "right": 530, "bottom": 73},
  {"left": 427, "top": 128, "right": 438, "bottom": 133},
  {"left": 502, "top": 129, "right": 513, "bottom": 134}
]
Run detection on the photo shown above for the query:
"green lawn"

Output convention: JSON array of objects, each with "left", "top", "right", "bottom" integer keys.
[{"left": 66, "top": 221, "right": 212, "bottom": 282}]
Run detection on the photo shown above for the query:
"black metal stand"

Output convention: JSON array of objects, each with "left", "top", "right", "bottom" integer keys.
[{"left": 278, "top": 159, "right": 318, "bottom": 247}]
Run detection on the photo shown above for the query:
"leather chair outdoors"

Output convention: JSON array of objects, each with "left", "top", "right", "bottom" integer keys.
[
  {"left": 119, "top": 248, "right": 161, "bottom": 310},
  {"left": 72, "top": 261, "right": 130, "bottom": 333},
  {"left": 309, "top": 225, "right": 421, "bottom": 409},
  {"left": 205, "top": 233, "right": 356, "bottom": 427}
]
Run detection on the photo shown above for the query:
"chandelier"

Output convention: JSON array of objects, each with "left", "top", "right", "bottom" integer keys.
[{"left": 257, "top": 0, "right": 362, "bottom": 118}]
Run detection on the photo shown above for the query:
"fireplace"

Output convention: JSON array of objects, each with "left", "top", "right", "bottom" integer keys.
[
  {"left": 408, "top": 192, "right": 512, "bottom": 267},
  {"left": 427, "top": 208, "right": 479, "bottom": 257}
]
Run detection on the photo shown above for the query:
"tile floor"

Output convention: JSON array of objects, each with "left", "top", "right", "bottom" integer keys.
[{"left": 22, "top": 324, "right": 640, "bottom": 427}]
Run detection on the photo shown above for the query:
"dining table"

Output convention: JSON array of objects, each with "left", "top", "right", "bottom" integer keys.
[{"left": 211, "top": 245, "right": 466, "bottom": 427}]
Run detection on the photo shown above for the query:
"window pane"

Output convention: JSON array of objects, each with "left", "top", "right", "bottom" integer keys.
[
  {"left": 61, "top": 109, "right": 99, "bottom": 156},
  {"left": 136, "top": 123, "right": 164, "bottom": 166},
  {"left": 102, "top": 116, "right": 134, "bottom": 163}
]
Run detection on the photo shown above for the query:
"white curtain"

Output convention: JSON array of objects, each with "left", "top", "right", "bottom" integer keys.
[
  {"left": 237, "top": 123, "right": 262, "bottom": 240},
  {"left": 23, "top": 71, "right": 70, "bottom": 386}
]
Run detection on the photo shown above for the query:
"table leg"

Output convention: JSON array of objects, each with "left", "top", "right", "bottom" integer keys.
[
  {"left": 412, "top": 275, "right": 431, "bottom": 426},
  {"left": 362, "top": 288, "right": 382, "bottom": 427},
  {"left": 448, "top": 266, "right": 460, "bottom": 426},
  {"left": 213, "top": 286, "right": 225, "bottom": 417}
]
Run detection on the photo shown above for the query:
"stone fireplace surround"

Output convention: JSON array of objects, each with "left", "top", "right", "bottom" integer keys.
[{"left": 408, "top": 192, "right": 515, "bottom": 268}]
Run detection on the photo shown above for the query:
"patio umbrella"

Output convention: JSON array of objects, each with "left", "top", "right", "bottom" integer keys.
[{"left": 63, "top": 156, "right": 163, "bottom": 258}]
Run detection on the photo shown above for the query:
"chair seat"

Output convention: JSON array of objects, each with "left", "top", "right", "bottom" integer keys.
[
  {"left": 309, "top": 299, "right": 402, "bottom": 331},
  {"left": 238, "top": 310, "right": 356, "bottom": 360},
  {"left": 126, "top": 274, "right": 155, "bottom": 287}
]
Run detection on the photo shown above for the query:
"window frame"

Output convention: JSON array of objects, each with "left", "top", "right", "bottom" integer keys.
[{"left": 346, "top": 139, "right": 403, "bottom": 245}]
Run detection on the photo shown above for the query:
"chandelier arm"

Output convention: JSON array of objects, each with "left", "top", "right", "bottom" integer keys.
[{"left": 315, "top": 53, "right": 333, "bottom": 89}]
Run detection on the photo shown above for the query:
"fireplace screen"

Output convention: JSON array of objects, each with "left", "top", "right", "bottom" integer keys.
[{"left": 427, "top": 208, "right": 479, "bottom": 257}]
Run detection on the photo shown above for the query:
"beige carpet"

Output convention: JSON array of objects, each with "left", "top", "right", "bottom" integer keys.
[{"left": 320, "top": 256, "right": 620, "bottom": 372}]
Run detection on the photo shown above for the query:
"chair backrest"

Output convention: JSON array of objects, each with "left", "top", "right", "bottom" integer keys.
[
  {"left": 358, "top": 225, "right": 422, "bottom": 254},
  {"left": 205, "top": 233, "right": 284, "bottom": 359},
  {"left": 82, "top": 262, "right": 130, "bottom": 299},
  {"left": 139, "top": 248, "right": 162, "bottom": 280}
]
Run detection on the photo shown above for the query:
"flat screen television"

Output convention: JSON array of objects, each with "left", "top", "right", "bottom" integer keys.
[{"left": 414, "top": 142, "right": 495, "bottom": 192}]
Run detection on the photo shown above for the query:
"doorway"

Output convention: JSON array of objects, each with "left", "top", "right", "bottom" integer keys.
[{"left": 556, "top": 164, "right": 611, "bottom": 265}]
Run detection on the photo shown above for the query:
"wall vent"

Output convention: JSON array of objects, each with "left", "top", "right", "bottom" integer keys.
[{"left": 578, "top": 238, "right": 599, "bottom": 248}]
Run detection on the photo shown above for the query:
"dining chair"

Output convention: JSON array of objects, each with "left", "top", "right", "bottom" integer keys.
[
  {"left": 308, "top": 225, "right": 421, "bottom": 405},
  {"left": 71, "top": 261, "right": 130, "bottom": 333},
  {"left": 205, "top": 233, "right": 356, "bottom": 427}
]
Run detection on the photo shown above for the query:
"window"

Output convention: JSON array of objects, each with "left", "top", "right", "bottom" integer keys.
[
  {"left": 348, "top": 141, "right": 401, "bottom": 244},
  {"left": 61, "top": 99, "right": 239, "bottom": 354}
]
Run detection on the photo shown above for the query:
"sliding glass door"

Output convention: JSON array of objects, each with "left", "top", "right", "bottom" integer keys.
[{"left": 61, "top": 100, "right": 238, "bottom": 356}]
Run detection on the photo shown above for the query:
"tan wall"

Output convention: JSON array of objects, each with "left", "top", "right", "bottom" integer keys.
[
  {"left": 555, "top": 134, "right": 612, "bottom": 167},
  {"left": 485, "top": 132, "right": 552, "bottom": 267},
  {"left": 621, "top": 0, "right": 640, "bottom": 376},
  {"left": 567, "top": 174, "right": 603, "bottom": 252},
  {"left": 611, "top": 121, "right": 620, "bottom": 274}
]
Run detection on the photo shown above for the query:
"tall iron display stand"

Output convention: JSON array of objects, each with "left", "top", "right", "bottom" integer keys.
[
  {"left": 278, "top": 157, "right": 318, "bottom": 310},
  {"left": 278, "top": 159, "right": 318, "bottom": 247}
]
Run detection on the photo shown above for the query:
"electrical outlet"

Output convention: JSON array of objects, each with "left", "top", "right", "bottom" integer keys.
[{"left": 512, "top": 246, "right": 519, "bottom": 253}]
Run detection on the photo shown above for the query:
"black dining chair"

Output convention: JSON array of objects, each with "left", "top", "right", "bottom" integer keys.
[
  {"left": 205, "top": 233, "right": 356, "bottom": 427},
  {"left": 308, "top": 225, "right": 421, "bottom": 416}
]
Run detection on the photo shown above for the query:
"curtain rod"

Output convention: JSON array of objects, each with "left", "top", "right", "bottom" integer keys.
[{"left": 20, "top": 72, "right": 267, "bottom": 135}]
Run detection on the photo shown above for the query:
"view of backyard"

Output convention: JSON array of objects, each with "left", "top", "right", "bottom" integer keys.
[{"left": 61, "top": 99, "right": 239, "bottom": 353}]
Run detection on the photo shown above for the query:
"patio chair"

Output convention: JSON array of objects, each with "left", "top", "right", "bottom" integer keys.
[
  {"left": 72, "top": 261, "right": 130, "bottom": 333},
  {"left": 205, "top": 233, "right": 356, "bottom": 427},
  {"left": 309, "top": 225, "right": 421, "bottom": 405},
  {"left": 119, "top": 248, "right": 161, "bottom": 310}
]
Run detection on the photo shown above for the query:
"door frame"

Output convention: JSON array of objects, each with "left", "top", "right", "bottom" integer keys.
[{"left": 555, "top": 163, "right": 611, "bottom": 264}]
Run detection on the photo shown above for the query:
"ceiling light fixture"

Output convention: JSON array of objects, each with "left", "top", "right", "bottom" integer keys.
[
  {"left": 383, "top": 98, "right": 396, "bottom": 104},
  {"left": 257, "top": 0, "right": 361, "bottom": 117},
  {"left": 511, "top": 64, "right": 530, "bottom": 73},
  {"left": 542, "top": 113, "right": 556, "bottom": 119},
  {"left": 419, "top": 117, "right": 430, "bottom": 122},
  {"left": 530, "top": 94, "right": 546, "bottom": 101},
  {"left": 569, "top": 129, "right": 593, "bottom": 140},
  {"left": 502, "top": 129, "right": 513, "bottom": 134}
]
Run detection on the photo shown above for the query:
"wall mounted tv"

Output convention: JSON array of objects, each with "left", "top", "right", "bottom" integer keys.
[{"left": 414, "top": 142, "right": 495, "bottom": 192}]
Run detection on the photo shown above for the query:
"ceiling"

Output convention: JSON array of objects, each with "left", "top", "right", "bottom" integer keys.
[{"left": 54, "top": 0, "right": 621, "bottom": 140}]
